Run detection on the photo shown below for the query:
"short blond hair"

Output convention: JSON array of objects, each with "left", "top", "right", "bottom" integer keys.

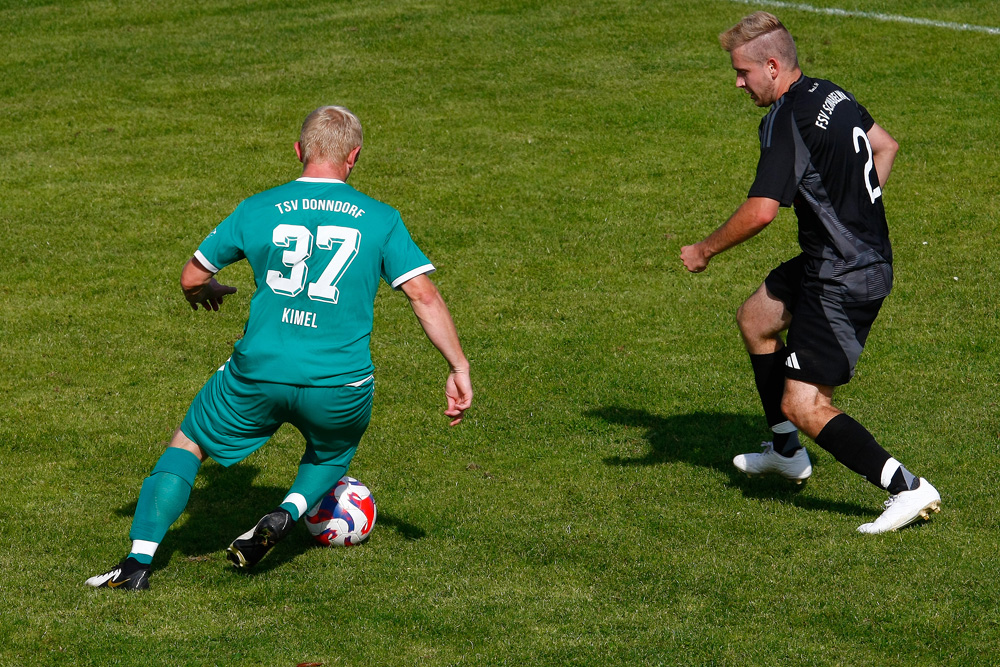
[
  {"left": 299, "top": 106, "right": 363, "bottom": 165},
  {"left": 719, "top": 11, "right": 798, "bottom": 68}
]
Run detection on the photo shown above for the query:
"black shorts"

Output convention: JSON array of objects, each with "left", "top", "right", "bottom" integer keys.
[{"left": 764, "top": 255, "right": 884, "bottom": 387}]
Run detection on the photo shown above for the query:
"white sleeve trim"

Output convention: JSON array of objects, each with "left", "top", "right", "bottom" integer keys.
[
  {"left": 391, "top": 264, "right": 436, "bottom": 289},
  {"left": 194, "top": 250, "right": 220, "bottom": 274}
]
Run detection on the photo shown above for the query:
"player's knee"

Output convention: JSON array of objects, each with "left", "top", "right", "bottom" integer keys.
[
  {"left": 736, "top": 301, "right": 752, "bottom": 335},
  {"left": 781, "top": 392, "right": 807, "bottom": 428},
  {"left": 736, "top": 301, "right": 770, "bottom": 349}
]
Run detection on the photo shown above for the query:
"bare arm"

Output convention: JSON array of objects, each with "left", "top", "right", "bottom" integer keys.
[
  {"left": 867, "top": 122, "right": 899, "bottom": 188},
  {"left": 399, "top": 274, "right": 472, "bottom": 426},
  {"left": 180, "top": 256, "right": 237, "bottom": 311},
  {"left": 680, "top": 197, "right": 780, "bottom": 273}
]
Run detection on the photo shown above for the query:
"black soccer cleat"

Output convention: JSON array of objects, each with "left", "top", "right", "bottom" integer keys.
[
  {"left": 85, "top": 557, "right": 152, "bottom": 591},
  {"left": 226, "top": 508, "right": 295, "bottom": 570}
]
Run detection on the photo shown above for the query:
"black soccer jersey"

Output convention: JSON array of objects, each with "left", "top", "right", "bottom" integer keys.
[{"left": 749, "top": 75, "right": 892, "bottom": 302}]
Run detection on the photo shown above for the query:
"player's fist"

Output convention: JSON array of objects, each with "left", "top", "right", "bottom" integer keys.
[
  {"left": 444, "top": 369, "right": 473, "bottom": 426},
  {"left": 680, "top": 243, "right": 710, "bottom": 273}
]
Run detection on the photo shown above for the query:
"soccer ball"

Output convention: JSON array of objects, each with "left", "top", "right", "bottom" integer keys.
[{"left": 304, "top": 476, "right": 377, "bottom": 547}]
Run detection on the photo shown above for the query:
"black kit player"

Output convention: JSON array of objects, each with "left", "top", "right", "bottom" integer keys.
[{"left": 680, "top": 12, "right": 940, "bottom": 533}]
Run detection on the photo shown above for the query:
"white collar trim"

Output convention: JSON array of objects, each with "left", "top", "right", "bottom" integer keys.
[{"left": 296, "top": 177, "right": 345, "bottom": 184}]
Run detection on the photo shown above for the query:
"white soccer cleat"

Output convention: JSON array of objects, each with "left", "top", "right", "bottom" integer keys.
[
  {"left": 733, "top": 442, "right": 812, "bottom": 484},
  {"left": 857, "top": 478, "right": 941, "bottom": 534}
]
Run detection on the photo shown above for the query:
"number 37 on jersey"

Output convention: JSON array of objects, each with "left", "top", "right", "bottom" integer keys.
[{"left": 265, "top": 224, "right": 360, "bottom": 304}]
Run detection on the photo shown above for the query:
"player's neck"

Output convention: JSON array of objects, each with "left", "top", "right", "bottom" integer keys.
[
  {"left": 775, "top": 69, "right": 803, "bottom": 101},
  {"left": 300, "top": 161, "right": 351, "bottom": 182}
]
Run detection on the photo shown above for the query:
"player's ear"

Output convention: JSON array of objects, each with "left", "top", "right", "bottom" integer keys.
[
  {"left": 347, "top": 144, "right": 362, "bottom": 167},
  {"left": 294, "top": 141, "right": 304, "bottom": 163},
  {"left": 342, "top": 145, "right": 362, "bottom": 180},
  {"left": 767, "top": 58, "right": 779, "bottom": 78}
]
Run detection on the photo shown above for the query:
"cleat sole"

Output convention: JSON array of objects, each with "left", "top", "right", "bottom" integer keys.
[
  {"left": 742, "top": 471, "right": 809, "bottom": 484},
  {"left": 918, "top": 501, "right": 942, "bottom": 521},
  {"left": 226, "top": 546, "right": 249, "bottom": 569},
  {"left": 900, "top": 501, "right": 942, "bottom": 530}
]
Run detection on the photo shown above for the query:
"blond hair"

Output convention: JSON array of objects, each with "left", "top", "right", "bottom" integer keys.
[
  {"left": 299, "top": 106, "right": 363, "bottom": 165},
  {"left": 719, "top": 11, "right": 798, "bottom": 68}
]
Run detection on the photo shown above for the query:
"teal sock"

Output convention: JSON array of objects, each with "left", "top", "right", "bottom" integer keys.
[
  {"left": 279, "top": 462, "right": 347, "bottom": 520},
  {"left": 128, "top": 448, "right": 202, "bottom": 559},
  {"left": 129, "top": 552, "right": 154, "bottom": 566}
]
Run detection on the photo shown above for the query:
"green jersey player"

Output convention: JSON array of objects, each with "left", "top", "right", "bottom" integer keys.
[{"left": 87, "top": 106, "right": 472, "bottom": 590}]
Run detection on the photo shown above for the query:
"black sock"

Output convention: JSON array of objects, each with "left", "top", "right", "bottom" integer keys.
[
  {"left": 749, "top": 351, "right": 800, "bottom": 456},
  {"left": 814, "top": 413, "right": 895, "bottom": 490},
  {"left": 888, "top": 466, "right": 919, "bottom": 495}
]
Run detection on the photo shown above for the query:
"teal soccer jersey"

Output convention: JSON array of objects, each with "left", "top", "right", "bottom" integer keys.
[{"left": 195, "top": 177, "right": 434, "bottom": 386}]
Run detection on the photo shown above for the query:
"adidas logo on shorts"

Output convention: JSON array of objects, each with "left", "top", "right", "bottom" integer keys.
[{"left": 785, "top": 352, "right": 802, "bottom": 370}]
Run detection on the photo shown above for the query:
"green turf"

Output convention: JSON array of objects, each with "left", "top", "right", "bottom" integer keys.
[{"left": 2, "top": 0, "right": 998, "bottom": 665}]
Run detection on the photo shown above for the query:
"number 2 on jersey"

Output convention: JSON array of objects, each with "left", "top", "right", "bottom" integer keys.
[
  {"left": 266, "top": 224, "right": 360, "bottom": 304},
  {"left": 853, "top": 127, "right": 882, "bottom": 204}
]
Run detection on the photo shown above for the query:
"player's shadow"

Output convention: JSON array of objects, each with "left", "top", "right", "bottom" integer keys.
[
  {"left": 113, "top": 463, "right": 306, "bottom": 570},
  {"left": 586, "top": 406, "right": 871, "bottom": 518},
  {"left": 113, "top": 463, "right": 428, "bottom": 574}
]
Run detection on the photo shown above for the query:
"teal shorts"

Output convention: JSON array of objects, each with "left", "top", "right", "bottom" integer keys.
[{"left": 180, "top": 363, "right": 374, "bottom": 468}]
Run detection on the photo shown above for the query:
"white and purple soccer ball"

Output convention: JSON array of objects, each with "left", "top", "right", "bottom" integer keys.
[{"left": 304, "top": 476, "right": 376, "bottom": 547}]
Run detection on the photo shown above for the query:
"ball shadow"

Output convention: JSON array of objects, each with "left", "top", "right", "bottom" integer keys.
[
  {"left": 376, "top": 512, "right": 427, "bottom": 541},
  {"left": 242, "top": 512, "right": 429, "bottom": 575}
]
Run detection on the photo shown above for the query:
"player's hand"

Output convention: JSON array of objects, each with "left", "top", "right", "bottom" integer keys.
[
  {"left": 444, "top": 368, "right": 473, "bottom": 426},
  {"left": 680, "top": 243, "right": 710, "bottom": 273},
  {"left": 186, "top": 278, "right": 238, "bottom": 311}
]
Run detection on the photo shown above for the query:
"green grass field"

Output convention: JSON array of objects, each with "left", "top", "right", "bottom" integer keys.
[{"left": 2, "top": 0, "right": 999, "bottom": 664}]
